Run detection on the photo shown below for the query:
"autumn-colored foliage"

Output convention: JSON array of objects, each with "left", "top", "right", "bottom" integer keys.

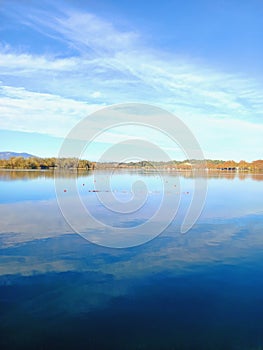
[
  {"left": 0, "top": 157, "right": 95, "bottom": 170},
  {"left": 0, "top": 157, "right": 262, "bottom": 171}
]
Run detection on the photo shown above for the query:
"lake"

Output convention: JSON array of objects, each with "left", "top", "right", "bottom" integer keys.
[{"left": 0, "top": 169, "right": 263, "bottom": 349}]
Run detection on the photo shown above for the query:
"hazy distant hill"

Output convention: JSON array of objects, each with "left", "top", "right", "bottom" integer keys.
[{"left": 0, "top": 152, "right": 37, "bottom": 160}]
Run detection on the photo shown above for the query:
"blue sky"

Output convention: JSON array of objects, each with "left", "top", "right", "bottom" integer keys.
[{"left": 0, "top": 0, "right": 263, "bottom": 160}]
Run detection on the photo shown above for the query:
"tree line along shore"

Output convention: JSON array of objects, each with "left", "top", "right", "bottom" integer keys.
[
  {"left": 0, "top": 157, "right": 95, "bottom": 170},
  {"left": 0, "top": 157, "right": 263, "bottom": 171}
]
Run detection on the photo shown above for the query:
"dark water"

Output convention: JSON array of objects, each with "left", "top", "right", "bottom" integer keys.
[{"left": 0, "top": 170, "right": 263, "bottom": 349}]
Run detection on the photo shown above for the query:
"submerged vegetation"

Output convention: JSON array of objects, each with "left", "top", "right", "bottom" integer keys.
[{"left": 0, "top": 156, "right": 263, "bottom": 171}]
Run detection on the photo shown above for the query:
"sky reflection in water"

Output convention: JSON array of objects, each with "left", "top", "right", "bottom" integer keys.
[{"left": 0, "top": 170, "right": 263, "bottom": 349}]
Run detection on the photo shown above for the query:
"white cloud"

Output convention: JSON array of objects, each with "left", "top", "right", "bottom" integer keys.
[
  {"left": 0, "top": 6, "right": 263, "bottom": 159},
  {"left": 91, "top": 91, "right": 102, "bottom": 98},
  {"left": 0, "top": 52, "right": 77, "bottom": 73},
  {"left": 57, "top": 11, "right": 139, "bottom": 53},
  {"left": 0, "top": 84, "right": 103, "bottom": 137}
]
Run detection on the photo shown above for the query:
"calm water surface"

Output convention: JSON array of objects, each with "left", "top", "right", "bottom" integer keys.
[{"left": 0, "top": 170, "right": 263, "bottom": 349}]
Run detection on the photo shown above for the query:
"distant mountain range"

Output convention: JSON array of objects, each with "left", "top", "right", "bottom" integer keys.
[{"left": 0, "top": 152, "right": 37, "bottom": 160}]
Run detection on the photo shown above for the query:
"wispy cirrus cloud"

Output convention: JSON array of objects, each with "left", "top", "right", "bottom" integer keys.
[
  {"left": 2, "top": 6, "right": 263, "bottom": 118},
  {"left": 0, "top": 3, "right": 263, "bottom": 159},
  {"left": 0, "top": 51, "right": 77, "bottom": 73},
  {"left": 0, "top": 84, "right": 102, "bottom": 137}
]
